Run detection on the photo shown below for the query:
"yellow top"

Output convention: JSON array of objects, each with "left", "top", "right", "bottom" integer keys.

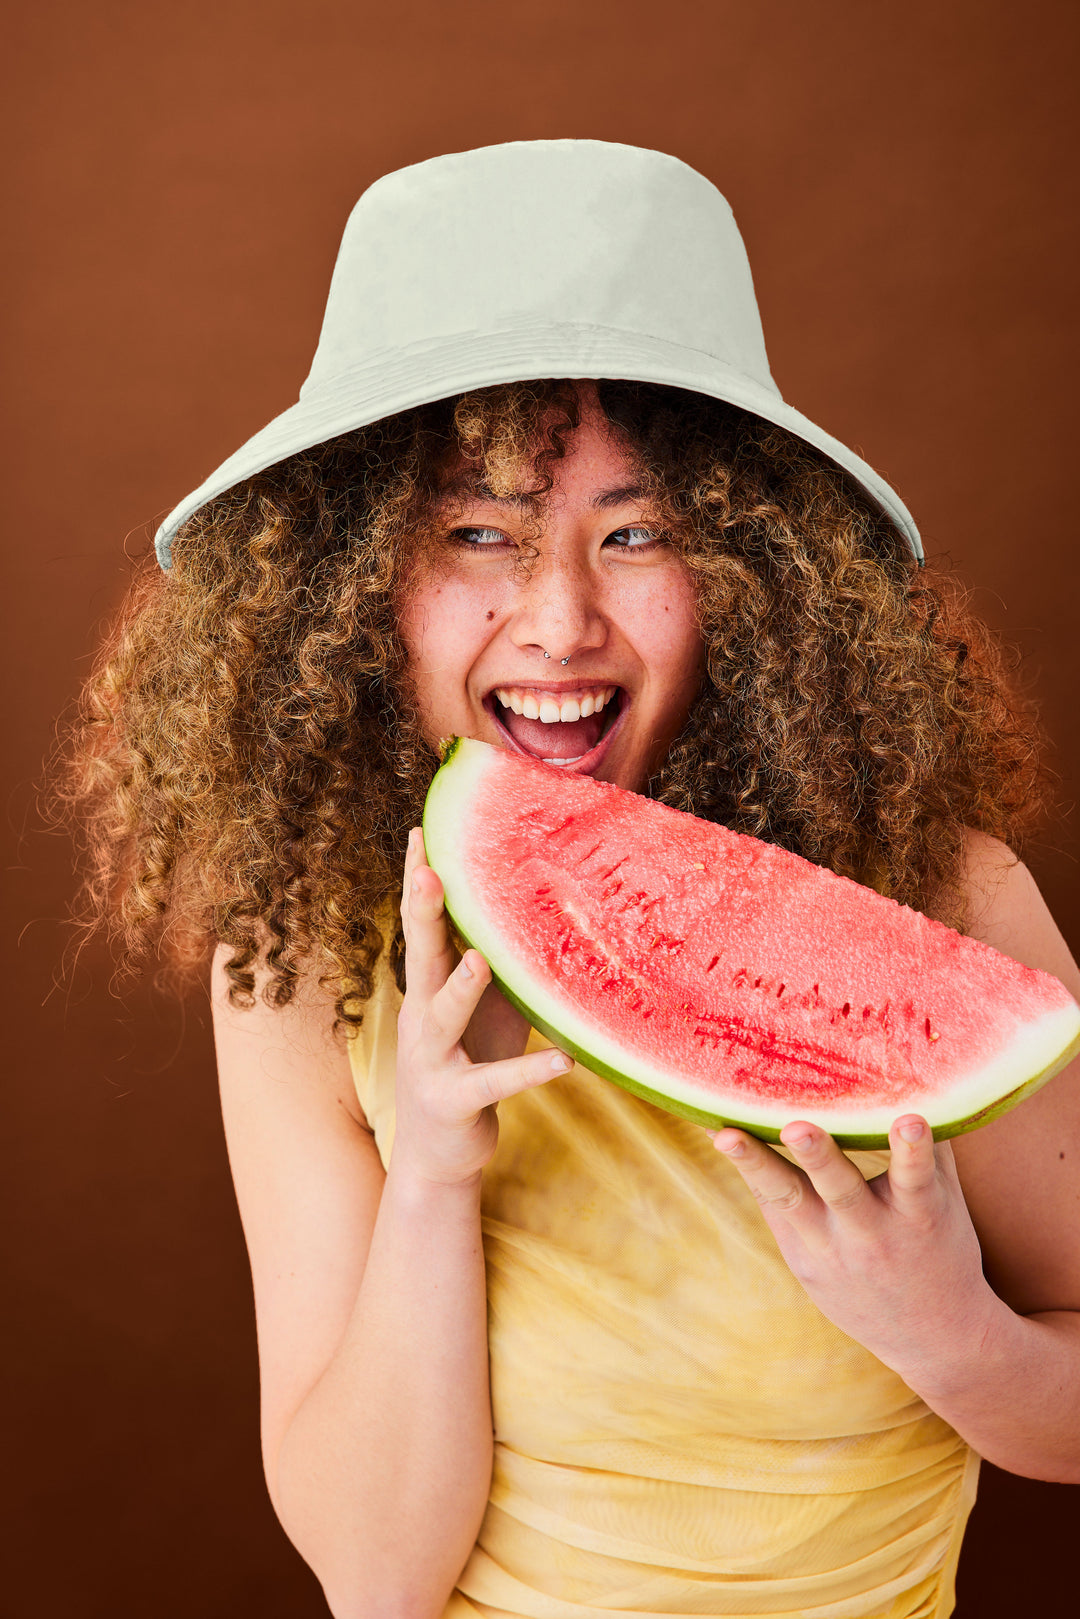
[{"left": 348, "top": 956, "right": 979, "bottom": 1619}]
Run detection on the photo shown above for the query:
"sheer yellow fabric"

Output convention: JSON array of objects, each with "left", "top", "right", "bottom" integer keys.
[{"left": 348, "top": 956, "right": 978, "bottom": 1618}]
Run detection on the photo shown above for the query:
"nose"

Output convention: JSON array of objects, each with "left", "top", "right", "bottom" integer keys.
[{"left": 507, "top": 549, "right": 608, "bottom": 664}]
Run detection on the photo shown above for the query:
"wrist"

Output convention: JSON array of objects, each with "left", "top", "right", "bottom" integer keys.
[
  {"left": 385, "top": 1150, "right": 485, "bottom": 1205},
  {"left": 891, "top": 1282, "right": 1015, "bottom": 1404}
]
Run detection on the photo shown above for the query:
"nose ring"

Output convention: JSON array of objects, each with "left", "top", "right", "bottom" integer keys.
[{"left": 543, "top": 651, "right": 571, "bottom": 665}]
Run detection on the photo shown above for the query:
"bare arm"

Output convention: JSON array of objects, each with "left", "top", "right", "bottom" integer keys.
[
  {"left": 927, "top": 834, "right": 1080, "bottom": 1480},
  {"left": 214, "top": 832, "right": 567, "bottom": 1618},
  {"left": 710, "top": 831, "right": 1080, "bottom": 1482}
]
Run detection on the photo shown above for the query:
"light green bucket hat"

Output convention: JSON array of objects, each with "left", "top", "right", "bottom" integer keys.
[{"left": 155, "top": 139, "right": 921, "bottom": 568}]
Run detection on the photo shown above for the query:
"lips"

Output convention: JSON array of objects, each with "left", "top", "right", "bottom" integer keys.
[{"left": 485, "top": 686, "right": 624, "bottom": 769}]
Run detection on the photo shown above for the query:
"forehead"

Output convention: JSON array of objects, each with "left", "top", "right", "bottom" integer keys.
[
  {"left": 434, "top": 407, "right": 647, "bottom": 513},
  {"left": 436, "top": 468, "right": 648, "bottom": 514}
]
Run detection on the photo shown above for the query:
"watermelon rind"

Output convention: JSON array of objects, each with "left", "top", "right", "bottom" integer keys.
[{"left": 423, "top": 738, "right": 1080, "bottom": 1149}]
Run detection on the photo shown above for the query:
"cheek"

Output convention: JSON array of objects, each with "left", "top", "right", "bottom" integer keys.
[
  {"left": 397, "top": 579, "right": 471, "bottom": 666},
  {"left": 632, "top": 573, "right": 704, "bottom": 688},
  {"left": 396, "top": 578, "right": 502, "bottom": 716},
  {"left": 395, "top": 594, "right": 431, "bottom": 668}
]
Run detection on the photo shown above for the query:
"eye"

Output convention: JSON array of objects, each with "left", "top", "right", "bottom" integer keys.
[
  {"left": 606, "top": 525, "right": 660, "bottom": 550},
  {"left": 449, "top": 525, "right": 508, "bottom": 547}
]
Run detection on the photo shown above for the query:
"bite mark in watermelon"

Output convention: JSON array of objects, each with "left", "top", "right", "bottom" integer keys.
[{"left": 422, "top": 738, "right": 1080, "bottom": 1148}]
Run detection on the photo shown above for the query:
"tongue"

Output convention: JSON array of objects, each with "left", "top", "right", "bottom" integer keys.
[{"left": 500, "top": 708, "right": 607, "bottom": 760}]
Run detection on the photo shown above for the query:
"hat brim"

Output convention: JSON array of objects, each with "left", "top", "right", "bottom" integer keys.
[{"left": 154, "top": 321, "right": 922, "bottom": 567}]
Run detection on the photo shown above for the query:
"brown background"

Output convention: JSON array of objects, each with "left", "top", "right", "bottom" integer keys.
[{"left": 5, "top": 1, "right": 1079, "bottom": 1614}]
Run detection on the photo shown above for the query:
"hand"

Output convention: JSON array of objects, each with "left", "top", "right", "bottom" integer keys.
[
  {"left": 709, "top": 1117, "right": 997, "bottom": 1385},
  {"left": 393, "top": 828, "right": 571, "bottom": 1187},
  {"left": 461, "top": 963, "right": 532, "bottom": 1070}
]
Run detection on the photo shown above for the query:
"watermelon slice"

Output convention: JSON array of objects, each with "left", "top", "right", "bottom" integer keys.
[{"left": 422, "top": 737, "right": 1080, "bottom": 1147}]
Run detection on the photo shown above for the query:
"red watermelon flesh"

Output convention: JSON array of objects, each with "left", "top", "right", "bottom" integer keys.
[{"left": 422, "top": 738, "right": 1080, "bottom": 1147}]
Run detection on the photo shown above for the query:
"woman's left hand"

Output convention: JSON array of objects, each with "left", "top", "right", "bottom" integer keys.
[{"left": 710, "top": 1116, "right": 996, "bottom": 1383}]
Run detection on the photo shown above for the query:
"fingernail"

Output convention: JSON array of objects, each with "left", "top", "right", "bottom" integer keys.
[
  {"left": 720, "top": 1139, "right": 745, "bottom": 1158},
  {"left": 458, "top": 957, "right": 473, "bottom": 980},
  {"left": 899, "top": 1120, "right": 924, "bottom": 1143},
  {"left": 787, "top": 1132, "right": 814, "bottom": 1153},
  {"left": 550, "top": 1052, "right": 573, "bottom": 1073}
]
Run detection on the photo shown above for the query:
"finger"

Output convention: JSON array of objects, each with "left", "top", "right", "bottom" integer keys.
[
  {"left": 400, "top": 828, "right": 425, "bottom": 939},
  {"left": 423, "top": 950, "right": 493, "bottom": 1055},
  {"left": 711, "top": 1128, "right": 818, "bottom": 1221},
  {"left": 468, "top": 1044, "right": 574, "bottom": 1109},
  {"left": 780, "top": 1122, "right": 872, "bottom": 1216},
  {"left": 404, "top": 861, "right": 457, "bottom": 999},
  {"left": 885, "top": 1115, "right": 941, "bottom": 1202},
  {"left": 405, "top": 823, "right": 424, "bottom": 872}
]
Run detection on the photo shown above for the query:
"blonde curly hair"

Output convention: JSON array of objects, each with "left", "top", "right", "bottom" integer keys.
[{"left": 61, "top": 379, "right": 1051, "bottom": 1026}]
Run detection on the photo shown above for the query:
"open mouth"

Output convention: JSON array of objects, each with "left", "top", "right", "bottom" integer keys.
[{"left": 485, "top": 683, "right": 625, "bottom": 770}]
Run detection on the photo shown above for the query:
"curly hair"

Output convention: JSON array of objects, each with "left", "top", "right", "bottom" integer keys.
[{"left": 61, "top": 379, "right": 1051, "bottom": 1026}]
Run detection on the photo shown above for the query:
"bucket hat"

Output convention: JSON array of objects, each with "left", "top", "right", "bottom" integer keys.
[{"left": 154, "top": 139, "right": 921, "bottom": 567}]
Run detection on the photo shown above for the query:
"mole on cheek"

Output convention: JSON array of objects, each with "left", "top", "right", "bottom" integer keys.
[{"left": 485, "top": 609, "right": 495, "bottom": 621}]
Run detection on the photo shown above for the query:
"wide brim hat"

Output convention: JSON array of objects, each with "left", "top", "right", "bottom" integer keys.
[{"left": 155, "top": 139, "right": 921, "bottom": 567}]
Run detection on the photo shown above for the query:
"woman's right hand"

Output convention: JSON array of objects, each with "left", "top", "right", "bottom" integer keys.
[{"left": 393, "top": 827, "right": 572, "bottom": 1186}]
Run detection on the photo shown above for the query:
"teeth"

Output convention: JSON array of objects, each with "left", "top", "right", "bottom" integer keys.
[{"left": 494, "top": 685, "right": 619, "bottom": 723}]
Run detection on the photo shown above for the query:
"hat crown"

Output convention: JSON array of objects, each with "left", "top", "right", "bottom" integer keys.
[
  {"left": 302, "top": 139, "right": 778, "bottom": 400},
  {"left": 156, "top": 139, "right": 920, "bottom": 567}
]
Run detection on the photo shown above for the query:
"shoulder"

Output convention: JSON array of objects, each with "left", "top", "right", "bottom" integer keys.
[
  {"left": 210, "top": 941, "right": 371, "bottom": 1131},
  {"left": 957, "top": 828, "right": 1080, "bottom": 995}
]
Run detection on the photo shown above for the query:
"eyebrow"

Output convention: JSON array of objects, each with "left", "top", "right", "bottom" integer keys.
[
  {"left": 438, "top": 476, "right": 647, "bottom": 511},
  {"left": 593, "top": 483, "right": 647, "bottom": 511}
]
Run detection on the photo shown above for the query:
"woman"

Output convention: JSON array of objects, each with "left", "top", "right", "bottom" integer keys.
[{"left": 70, "top": 142, "right": 1080, "bottom": 1618}]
